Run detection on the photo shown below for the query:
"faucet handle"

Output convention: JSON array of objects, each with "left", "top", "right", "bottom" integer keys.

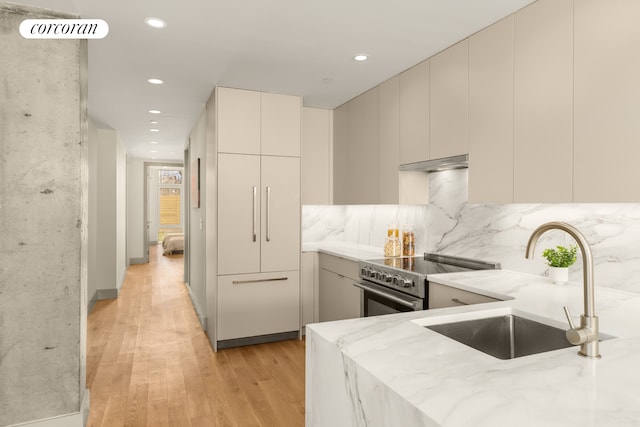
[
  {"left": 563, "top": 306, "right": 589, "bottom": 345},
  {"left": 563, "top": 306, "right": 576, "bottom": 329}
]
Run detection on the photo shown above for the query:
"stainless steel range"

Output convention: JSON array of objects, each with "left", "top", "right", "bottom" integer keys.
[{"left": 355, "top": 253, "right": 500, "bottom": 317}]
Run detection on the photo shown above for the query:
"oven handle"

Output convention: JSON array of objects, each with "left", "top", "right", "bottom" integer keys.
[{"left": 353, "top": 282, "right": 421, "bottom": 309}]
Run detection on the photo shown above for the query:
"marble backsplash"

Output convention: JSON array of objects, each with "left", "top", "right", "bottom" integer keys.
[
  {"left": 303, "top": 168, "right": 640, "bottom": 293},
  {"left": 302, "top": 204, "right": 429, "bottom": 254}
]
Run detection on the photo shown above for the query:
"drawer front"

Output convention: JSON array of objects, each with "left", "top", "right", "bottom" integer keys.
[
  {"left": 318, "top": 253, "right": 360, "bottom": 280},
  {"left": 429, "top": 282, "right": 501, "bottom": 309},
  {"left": 218, "top": 271, "right": 300, "bottom": 340}
]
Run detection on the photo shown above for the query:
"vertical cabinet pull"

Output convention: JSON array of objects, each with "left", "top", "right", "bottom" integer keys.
[
  {"left": 266, "top": 186, "right": 271, "bottom": 242},
  {"left": 252, "top": 186, "right": 257, "bottom": 242}
]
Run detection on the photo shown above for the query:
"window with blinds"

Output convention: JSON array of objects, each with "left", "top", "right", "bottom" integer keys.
[{"left": 159, "top": 187, "right": 181, "bottom": 225}]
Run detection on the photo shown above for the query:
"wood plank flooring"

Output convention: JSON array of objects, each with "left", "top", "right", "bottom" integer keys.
[{"left": 87, "top": 245, "right": 306, "bottom": 427}]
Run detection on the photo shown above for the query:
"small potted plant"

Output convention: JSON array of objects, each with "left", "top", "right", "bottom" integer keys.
[{"left": 542, "top": 244, "right": 578, "bottom": 284}]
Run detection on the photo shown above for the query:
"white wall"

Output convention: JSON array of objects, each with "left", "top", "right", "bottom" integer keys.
[
  {"left": 96, "top": 128, "right": 127, "bottom": 297},
  {"left": 116, "top": 136, "right": 127, "bottom": 286},
  {"left": 148, "top": 166, "right": 160, "bottom": 243},
  {"left": 187, "top": 109, "right": 208, "bottom": 327},
  {"left": 126, "top": 158, "right": 145, "bottom": 263},
  {"left": 87, "top": 118, "right": 99, "bottom": 309}
]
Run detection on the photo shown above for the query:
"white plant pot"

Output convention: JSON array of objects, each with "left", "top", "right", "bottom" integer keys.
[{"left": 548, "top": 266, "right": 569, "bottom": 284}]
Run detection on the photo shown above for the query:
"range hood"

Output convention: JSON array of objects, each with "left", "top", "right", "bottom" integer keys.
[{"left": 399, "top": 154, "right": 468, "bottom": 173}]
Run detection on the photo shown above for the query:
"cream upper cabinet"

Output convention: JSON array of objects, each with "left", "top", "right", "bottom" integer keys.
[
  {"left": 399, "top": 61, "right": 429, "bottom": 164},
  {"left": 468, "top": 16, "right": 515, "bottom": 204},
  {"left": 261, "top": 92, "right": 301, "bottom": 157},
  {"left": 217, "top": 153, "right": 300, "bottom": 275},
  {"left": 513, "top": 0, "right": 573, "bottom": 202},
  {"left": 217, "top": 153, "right": 261, "bottom": 275},
  {"left": 301, "top": 107, "right": 332, "bottom": 205},
  {"left": 217, "top": 87, "right": 300, "bottom": 157},
  {"left": 260, "top": 156, "right": 300, "bottom": 273},
  {"left": 346, "top": 88, "right": 380, "bottom": 204},
  {"left": 574, "top": 0, "right": 640, "bottom": 202},
  {"left": 332, "top": 103, "right": 350, "bottom": 205},
  {"left": 217, "top": 87, "right": 261, "bottom": 155},
  {"left": 378, "top": 76, "right": 400, "bottom": 203},
  {"left": 430, "top": 40, "right": 469, "bottom": 159}
]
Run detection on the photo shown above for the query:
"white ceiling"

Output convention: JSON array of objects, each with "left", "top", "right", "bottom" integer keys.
[{"left": 11, "top": 0, "right": 535, "bottom": 162}]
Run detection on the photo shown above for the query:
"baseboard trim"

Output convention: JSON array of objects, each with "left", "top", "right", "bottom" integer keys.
[
  {"left": 217, "top": 331, "right": 299, "bottom": 350},
  {"left": 87, "top": 290, "right": 98, "bottom": 313},
  {"left": 129, "top": 257, "right": 147, "bottom": 265},
  {"left": 97, "top": 288, "right": 118, "bottom": 300},
  {"left": 81, "top": 389, "right": 90, "bottom": 427},
  {"left": 8, "top": 411, "right": 83, "bottom": 427}
]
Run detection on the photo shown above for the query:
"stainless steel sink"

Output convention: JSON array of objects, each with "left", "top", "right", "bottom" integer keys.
[{"left": 426, "top": 314, "right": 612, "bottom": 360}]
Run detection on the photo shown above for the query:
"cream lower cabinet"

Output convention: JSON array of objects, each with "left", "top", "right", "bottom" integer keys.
[
  {"left": 301, "top": 252, "right": 318, "bottom": 331},
  {"left": 318, "top": 254, "right": 361, "bottom": 322},
  {"left": 217, "top": 271, "right": 300, "bottom": 342},
  {"left": 428, "top": 282, "right": 501, "bottom": 309}
]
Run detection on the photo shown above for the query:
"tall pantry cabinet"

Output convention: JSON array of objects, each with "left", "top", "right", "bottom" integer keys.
[{"left": 213, "top": 87, "right": 301, "bottom": 350}]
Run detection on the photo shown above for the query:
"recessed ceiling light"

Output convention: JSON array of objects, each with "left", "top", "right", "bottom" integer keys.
[
  {"left": 149, "top": 120, "right": 158, "bottom": 124},
  {"left": 147, "top": 78, "right": 164, "bottom": 85},
  {"left": 145, "top": 17, "right": 166, "bottom": 29},
  {"left": 354, "top": 54, "right": 368, "bottom": 61},
  {"left": 149, "top": 109, "right": 161, "bottom": 114},
  {"left": 150, "top": 129, "right": 160, "bottom": 132},
  {"left": 150, "top": 150, "right": 158, "bottom": 153},
  {"left": 149, "top": 141, "right": 159, "bottom": 144}
]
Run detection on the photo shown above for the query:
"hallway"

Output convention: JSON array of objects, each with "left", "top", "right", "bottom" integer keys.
[{"left": 86, "top": 245, "right": 306, "bottom": 426}]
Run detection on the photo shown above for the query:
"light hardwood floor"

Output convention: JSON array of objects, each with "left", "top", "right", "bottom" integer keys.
[{"left": 87, "top": 245, "right": 306, "bottom": 426}]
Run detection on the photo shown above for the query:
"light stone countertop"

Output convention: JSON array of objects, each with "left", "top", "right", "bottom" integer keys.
[
  {"left": 306, "top": 269, "right": 640, "bottom": 426},
  {"left": 302, "top": 241, "right": 383, "bottom": 262}
]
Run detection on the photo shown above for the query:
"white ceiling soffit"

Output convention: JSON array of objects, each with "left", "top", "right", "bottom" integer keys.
[{"left": 9, "top": 0, "right": 535, "bottom": 161}]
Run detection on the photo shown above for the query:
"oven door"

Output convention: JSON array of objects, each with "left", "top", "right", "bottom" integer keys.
[{"left": 353, "top": 281, "right": 424, "bottom": 317}]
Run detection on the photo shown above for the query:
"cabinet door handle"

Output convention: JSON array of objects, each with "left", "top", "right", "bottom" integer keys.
[
  {"left": 451, "top": 298, "right": 470, "bottom": 306},
  {"left": 266, "top": 186, "right": 271, "bottom": 242},
  {"left": 232, "top": 277, "right": 288, "bottom": 285},
  {"left": 252, "top": 186, "right": 257, "bottom": 242}
]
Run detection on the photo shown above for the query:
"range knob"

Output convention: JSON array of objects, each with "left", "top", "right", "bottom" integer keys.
[
  {"left": 401, "top": 278, "right": 413, "bottom": 288},
  {"left": 378, "top": 271, "right": 388, "bottom": 281}
]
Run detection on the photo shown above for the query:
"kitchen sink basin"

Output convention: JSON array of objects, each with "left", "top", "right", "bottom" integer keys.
[{"left": 425, "top": 314, "right": 613, "bottom": 360}]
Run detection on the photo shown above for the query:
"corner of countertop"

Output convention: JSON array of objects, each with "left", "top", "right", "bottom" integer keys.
[{"left": 302, "top": 241, "right": 383, "bottom": 262}]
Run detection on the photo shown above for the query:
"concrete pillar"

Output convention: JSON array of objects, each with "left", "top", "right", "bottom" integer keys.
[{"left": 0, "top": 3, "right": 88, "bottom": 426}]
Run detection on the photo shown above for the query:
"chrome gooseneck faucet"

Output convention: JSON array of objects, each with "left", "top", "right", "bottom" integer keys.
[{"left": 525, "top": 221, "right": 601, "bottom": 359}]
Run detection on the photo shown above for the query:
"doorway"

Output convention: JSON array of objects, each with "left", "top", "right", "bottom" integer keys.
[{"left": 143, "top": 161, "right": 184, "bottom": 264}]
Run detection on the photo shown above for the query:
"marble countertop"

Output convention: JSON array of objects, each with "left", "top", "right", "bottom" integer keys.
[
  {"left": 306, "top": 269, "right": 640, "bottom": 426},
  {"left": 302, "top": 241, "right": 383, "bottom": 262}
]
